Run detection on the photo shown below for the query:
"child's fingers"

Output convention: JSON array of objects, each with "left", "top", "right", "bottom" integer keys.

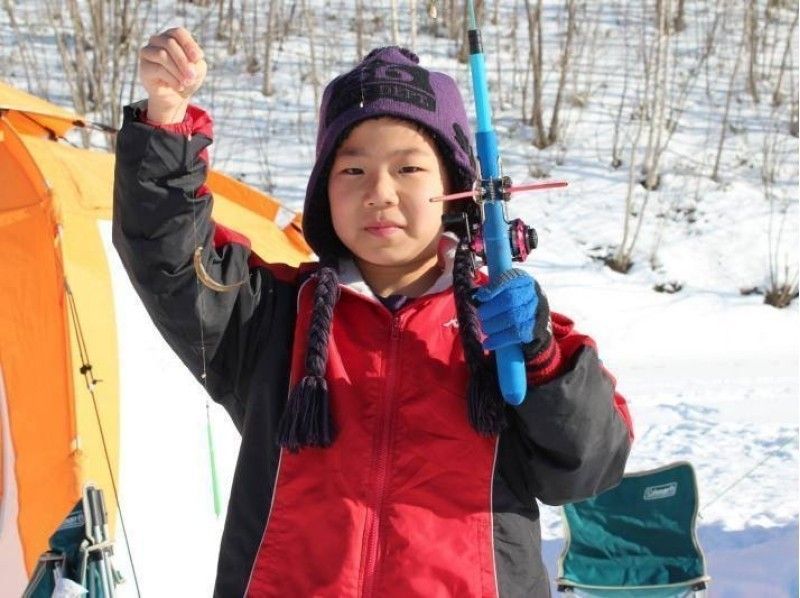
[
  {"left": 482, "top": 316, "right": 536, "bottom": 350},
  {"left": 140, "top": 46, "right": 186, "bottom": 88},
  {"left": 473, "top": 272, "right": 533, "bottom": 303},
  {"left": 145, "top": 34, "right": 195, "bottom": 83},
  {"left": 476, "top": 286, "right": 537, "bottom": 321},
  {"left": 480, "top": 309, "right": 534, "bottom": 337},
  {"left": 165, "top": 26, "right": 204, "bottom": 62},
  {"left": 139, "top": 60, "right": 185, "bottom": 92}
]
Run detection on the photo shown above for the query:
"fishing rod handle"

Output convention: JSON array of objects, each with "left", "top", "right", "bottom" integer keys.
[{"left": 483, "top": 201, "right": 527, "bottom": 406}]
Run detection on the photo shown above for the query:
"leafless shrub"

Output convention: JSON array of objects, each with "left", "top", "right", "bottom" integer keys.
[
  {"left": 745, "top": 0, "right": 760, "bottom": 103},
  {"left": 771, "top": 9, "right": 798, "bottom": 112},
  {"left": 762, "top": 122, "right": 798, "bottom": 308},
  {"left": 764, "top": 277, "right": 799, "bottom": 308},
  {"left": 355, "top": 0, "right": 365, "bottom": 59},
  {"left": 44, "top": 0, "right": 149, "bottom": 149},
  {"left": 302, "top": 0, "right": 320, "bottom": 117},
  {"left": 2, "top": 0, "right": 47, "bottom": 95},
  {"left": 608, "top": 0, "right": 670, "bottom": 272},
  {"left": 711, "top": 12, "right": 746, "bottom": 182},
  {"left": 261, "top": 0, "right": 280, "bottom": 95},
  {"left": 524, "top": 0, "right": 577, "bottom": 149}
]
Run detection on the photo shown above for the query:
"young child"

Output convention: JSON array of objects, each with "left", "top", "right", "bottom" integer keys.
[{"left": 114, "top": 28, "right": 633, "bottom": 598}]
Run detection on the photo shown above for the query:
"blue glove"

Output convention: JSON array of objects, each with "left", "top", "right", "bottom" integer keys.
[{"left": 473, "top": 269, "right": 539, "bottom": 351}]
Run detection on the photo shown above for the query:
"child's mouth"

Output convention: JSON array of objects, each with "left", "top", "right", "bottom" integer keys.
[{"left": 365, "top": 224, "right": 402, "bottom": 237}]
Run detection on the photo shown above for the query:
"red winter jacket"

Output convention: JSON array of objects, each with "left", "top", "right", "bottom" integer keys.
[{"left": 113, "top": 102, "right": 633, "bottom": 597}]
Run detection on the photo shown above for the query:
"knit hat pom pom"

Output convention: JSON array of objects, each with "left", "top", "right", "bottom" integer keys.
[
  {"left": 278, "top": 375, "right": 336, "bottom": 452},
  {"left": 363, "top": 46, "right": 419, "bottom": 64}
]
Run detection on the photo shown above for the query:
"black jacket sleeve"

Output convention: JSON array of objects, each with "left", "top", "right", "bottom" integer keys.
[
  {"left": 112, "top": 101, "right": 293, "bottom": 430},
  {"left": 499, "top": 315, "right": 633, "bottom": 506}
]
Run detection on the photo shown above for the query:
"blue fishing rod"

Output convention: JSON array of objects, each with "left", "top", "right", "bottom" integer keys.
[
  {"left": 466, "top": 2, "right": 526, "bottom": 405},
  {"left": 435, "top": 1, "right": 567, "bottom": 405}
]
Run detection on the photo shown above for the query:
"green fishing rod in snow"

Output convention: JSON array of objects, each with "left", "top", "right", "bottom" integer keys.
[{"left": 433, "top": 1, "right": 567, "bottom": 405}]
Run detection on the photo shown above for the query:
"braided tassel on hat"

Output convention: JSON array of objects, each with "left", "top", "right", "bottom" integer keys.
[{"left": 278, "top": 264, "right": 341, "bottom": 452}]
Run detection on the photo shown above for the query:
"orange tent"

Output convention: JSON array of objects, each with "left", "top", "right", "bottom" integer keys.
[{"left": 0, "top": 81, "right": 310, "bottom": 593}]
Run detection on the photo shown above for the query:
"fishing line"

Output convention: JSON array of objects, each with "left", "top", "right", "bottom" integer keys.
[
  {"left": 699, "top": 433, "right": 797, "bottom": 517},
  {"left": 190, "top": 175, "right": 223, "bottom": 519}
]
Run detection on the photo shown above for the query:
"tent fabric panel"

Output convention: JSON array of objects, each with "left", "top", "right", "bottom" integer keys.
[
  {"left": 0, "top": 81, "right": 83, "bottom": 138},
  {"left": 0, "top": 118, "right": 51, "bottom": 212},
  {"left": 28, "top": 129, "right": 122, "bottom": 539},
  {"left": 10, "top": 119, "right": 122, "bottom": 555},
  {"left": 212, "top": 194, "right": 310, "bottom": 266},
  {"left": 59, "top": 207, "right": 121, "bottom": 539},
  {"left": 0, "top": 199, "right": 79, "bottom": 575},
  {"left": 23, "top": 134, "right": 115, "bottom": 216},
  {"left": 207, "top": 169, "right": 279, "bottom": 221},
  {"left": 0, "top": 368, "right": 31, "bottom": 598},
  {"left": 205, "top": 170, "right": 311, "bottom": 263},
  {"left": 3, "top": 111, "right": 80, "bottom": 139},
  {"left": 283, "top": 212, "right": 312, "bottom": 256}
]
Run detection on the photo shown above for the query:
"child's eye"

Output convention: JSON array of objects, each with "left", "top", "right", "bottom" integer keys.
[
  {"left": 399, "top": 166, "right": 424, "bottom": 174},
  {"left": 341, "top": 167, "right": 363, "bottom": 175}
]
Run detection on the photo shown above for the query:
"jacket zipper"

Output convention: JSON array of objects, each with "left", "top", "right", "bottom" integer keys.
[{"left": 361, "top": 313, "right": 401, "bottom": 598}]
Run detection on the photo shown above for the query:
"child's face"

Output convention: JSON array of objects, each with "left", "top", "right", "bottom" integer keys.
[{"left": 327, "top": 118, "right": 450, "bottom": 271}]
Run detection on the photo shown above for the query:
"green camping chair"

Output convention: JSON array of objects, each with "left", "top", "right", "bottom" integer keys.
[
  {"left": 556, "top": 461, "right": 710, "bottom": 598},
  {"left": 23, "top": 485, "right": 121, "bottom": 598}
]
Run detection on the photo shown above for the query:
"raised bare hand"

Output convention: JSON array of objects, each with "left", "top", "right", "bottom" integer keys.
[{"left": 139, "top": 27, "right": 207, "bottom": 124}]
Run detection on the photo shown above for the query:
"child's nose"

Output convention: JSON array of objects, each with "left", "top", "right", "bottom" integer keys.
[{"left": 363, "top": 171, "right": 399, "bottom": 207}]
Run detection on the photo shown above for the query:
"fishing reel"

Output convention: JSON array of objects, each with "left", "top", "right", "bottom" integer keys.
[{"left": 441, "top": 175, "right": 539, "bottom": 268}]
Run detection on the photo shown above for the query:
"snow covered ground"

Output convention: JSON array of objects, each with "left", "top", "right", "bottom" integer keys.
[
  {"left": 101, "top": 213, "right": 800, "bottom": 596},
  {"left": 3, "top": 0, "right": 798, "bottom": 596}
]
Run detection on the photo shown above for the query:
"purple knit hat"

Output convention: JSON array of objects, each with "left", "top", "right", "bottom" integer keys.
[{"left": 302, "top": 47, "right": 476, "bottom": 258}]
